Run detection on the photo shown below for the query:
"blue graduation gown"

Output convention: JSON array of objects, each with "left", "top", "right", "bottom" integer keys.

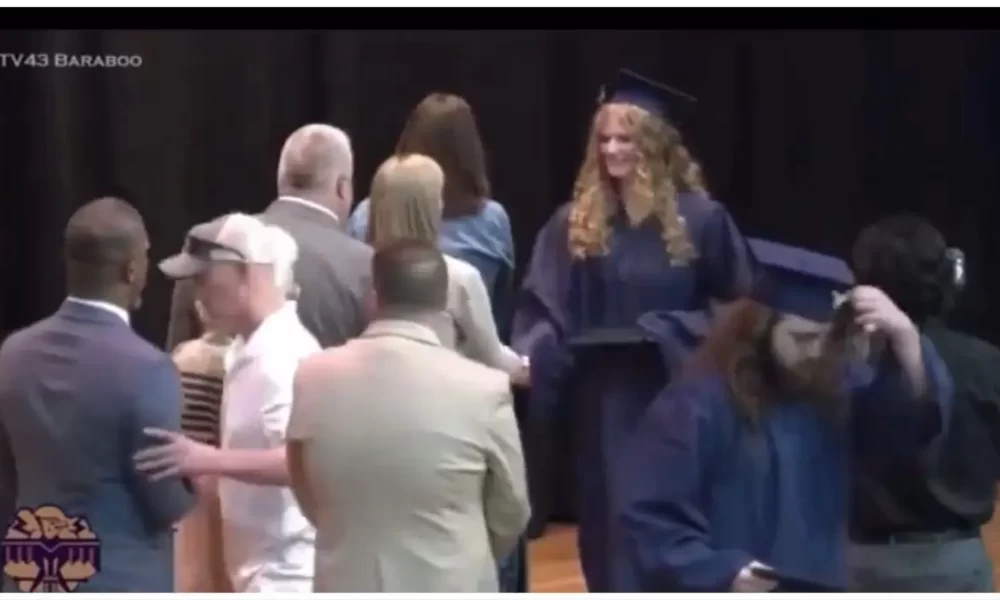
[
  {"left": 616, "top": 336, "right": 953, "bottom": 592},
  {"left": 511, "top": 193, "right": 756, "bottom": 592}
]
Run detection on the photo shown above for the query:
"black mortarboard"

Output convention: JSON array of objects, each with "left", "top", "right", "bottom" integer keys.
[
  {"left": 749, "top": 238, "right": 855, "bottom": 323},
  {"left": 599, "top": 68, "right": 698, "bottom": 122},
  {"left": 638, "top": 310, "right": 710, "bottom": 370}
]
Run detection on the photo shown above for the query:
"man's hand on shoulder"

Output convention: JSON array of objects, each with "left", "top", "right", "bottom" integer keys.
[{"left": 133, "top": 428, "right": 220, "bottom": 481}]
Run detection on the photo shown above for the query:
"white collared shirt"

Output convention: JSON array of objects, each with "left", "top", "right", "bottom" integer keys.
[
  {"left": 276, "top": 195, "right": 339, "bottom": 224},
  {"left": 218, "top": 301, "right": 320, "bottom": 593},
  {"left": 65, "top": 296, "right": 130, "bottom": 325}
]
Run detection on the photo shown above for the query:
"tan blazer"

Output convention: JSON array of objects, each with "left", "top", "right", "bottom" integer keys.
[
  {"left": 434, "top": 255, "right": 522, "bottom": 374},
  {"left": 287, "top": 319, "right": 530, "bottom": 593}
]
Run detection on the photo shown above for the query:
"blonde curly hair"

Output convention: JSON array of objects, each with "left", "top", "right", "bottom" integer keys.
[{"left": 568, "top": 103, "right": 706, "bottom": 265}]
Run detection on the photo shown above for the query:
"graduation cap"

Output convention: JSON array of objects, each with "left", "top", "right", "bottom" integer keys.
[
  {"left": 749, "top": 238, "right": 855, "bottom": 323},
  {"left": 598, "top": 68, "right": 698, "bottom": 122},
  {"left": 637, "top": 310, "right": 709, "bottom": 371}
]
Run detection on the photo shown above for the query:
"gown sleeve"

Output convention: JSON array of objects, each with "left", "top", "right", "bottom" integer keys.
[
  {"left": 696, "top": 201, "right": 758, "bottom": 302},
  {"left": 849, "top": 334, "right": 954, "bottom": 459},
  {"left": 616, "top": 378, "right": 754, "bottom": 592},
  {"left": 511, "top": 205, "right": 575, "bottom": 413}
]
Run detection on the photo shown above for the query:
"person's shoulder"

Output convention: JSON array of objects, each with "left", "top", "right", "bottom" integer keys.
[
  {"left": 0, "top": 320, "right": 44, "bottom": 355},
  {"left": 295, "top": 339, "right": 367, "bottom": 386},
  {"left": 121, "top": 331, "right": 176, "bottom": 370},
  {"left": 930, "top": 325, "right": 1000, "bottom": 369},
  {"left": 677, "top": 190, "right": 726, "bottom": 217},
  {"left": 352, "top": 197, "right": 371, "bottom": 215},
  {"left": 341, "top": 230, "right": 374, "bottom": 258},
  {"left": 100, "top": 333, "right": 178, "bottom": 397},
  {"left": 170, "top": 338, "right": 202, "bottom": 367},
  {"left": 295, "top": 221, "right": 372, "bottom": 265},
  {"left": 258, "top": 326, "right": 321, "bottom": 379},
  {"left": 436, "top": 349, "right": 510, "bottom": 395},
  {"left": 479, "top": 198, "right": 511, "bottom": 227},
  {"left": 551, "top": 201, "right": 574, "bottom": 222},
  {"left": 530, "top": 202, "right": 573, "bottom": 244},
  {"left": 444, "top": 253, "right": 480, "bottom": 282},
  {"left": 0, "top": 321, "right": 49, "bottom": 375}
]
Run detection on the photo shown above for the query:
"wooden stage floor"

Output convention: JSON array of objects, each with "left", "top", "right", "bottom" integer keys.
[
  {"left": 529, "top": 505, "right": 1000, "bottom": 593},
  {"left": 529, "top": 525, "right": 584, "bottom": 593}
]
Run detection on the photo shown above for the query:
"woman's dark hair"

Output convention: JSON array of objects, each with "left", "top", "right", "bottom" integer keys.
[
  {"left": 851, "top": 214, "right": 954, "bottom": 325},
  {"left": 395, "top": 93, "right": 491, "bottom": 219}
]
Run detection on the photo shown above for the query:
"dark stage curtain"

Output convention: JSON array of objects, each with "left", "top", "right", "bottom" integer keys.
[
  {"left": 2, "top": 29, "right": 997, "bottom": 529},
  {"left": 3, "top": 29, "right": 995, "bottom": 344},
  {"left": 0, "top": 29, "right": 995, "bottom": 342}
]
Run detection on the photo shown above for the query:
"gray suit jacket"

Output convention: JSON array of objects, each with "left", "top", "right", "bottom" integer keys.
[
  {"left": 288, "top": 319, "right": 531, "bottom": 592},
  {"left": 0, "top": 301, "right": 195, "bottom": 592},
  {"left": 166, "top": 198, "right": 372, "bottom": 350}
]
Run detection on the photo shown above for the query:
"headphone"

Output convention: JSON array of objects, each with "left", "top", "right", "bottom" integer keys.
[{"left": 946, "top": 247, "right": 966, "bottom": 292}]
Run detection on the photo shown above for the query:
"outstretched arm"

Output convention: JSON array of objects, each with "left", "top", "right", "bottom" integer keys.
[
  {"left": 134, "top": 371, "right": 293, "bottom": 487},
  {"left": 511, "top": 205, "right": 575, "bottom": 413},
  {"left": 455, "top": 264, "right": 524, "bottom": 376}
]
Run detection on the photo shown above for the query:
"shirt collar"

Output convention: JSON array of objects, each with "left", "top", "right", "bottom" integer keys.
[
  {"left": 65, "top": 296, "right": 130, "bottom": 325},
  {"left": 225, "top": 301, "right": 299, "bottom": 373},
  {"left": 362, "top": 318, "right": 442, "bottom": 348},
  {"left": 276, "top": 195, "right": 339, "bottom": 223}
]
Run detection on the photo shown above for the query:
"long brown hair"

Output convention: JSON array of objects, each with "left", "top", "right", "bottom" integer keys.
[
  {"left": 685, "top": 299, "right": 852, "bottom": 428},
  {"left": 568, "top": 102, "right": 706, "bottom": 264},
  {"left": 395, "top": 93, "right": 491, "bottom": 219}
]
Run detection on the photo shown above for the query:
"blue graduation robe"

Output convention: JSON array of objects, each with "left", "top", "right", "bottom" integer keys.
[
  {"left": 615, "top": 335, "right": 953, "bottom": 592},
  {"left": 511, "top": 192, "right": 756, "bottom": 592}
]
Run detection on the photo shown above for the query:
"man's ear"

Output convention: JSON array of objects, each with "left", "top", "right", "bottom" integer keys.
[
  {"left": 336, "top": 175, "right": 353, "bottom": 211},
  {"left": 122, "top": 259, "right": 138, "bottom": 286},
  {"left": 336, "top": 175, "right": 348, "bottom": 200}
]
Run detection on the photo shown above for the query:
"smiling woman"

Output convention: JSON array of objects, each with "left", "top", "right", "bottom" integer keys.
[{"left": 511, "top": 68, "right": 758, "bottom": 592}]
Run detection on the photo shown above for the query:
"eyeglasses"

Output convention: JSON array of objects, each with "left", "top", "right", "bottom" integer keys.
[{"left": 184, "top": 236, "right": 246, "bottom": 262}]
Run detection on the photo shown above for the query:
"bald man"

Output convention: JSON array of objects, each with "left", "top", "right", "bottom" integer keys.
[
  {"left": 0, "top": 198, "right": 194, "bottom": 591},
  {"left": 166, "top": 124, "right": 372, "bottom": 350}
]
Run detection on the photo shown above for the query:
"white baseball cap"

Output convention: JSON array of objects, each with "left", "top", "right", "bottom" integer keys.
[{"left": 159, "top": 213, "right": 293, "bottom": 280}]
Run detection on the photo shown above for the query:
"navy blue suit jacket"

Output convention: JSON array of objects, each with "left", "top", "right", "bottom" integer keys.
[{"left": 0, "top": 300, "right": 194, "bottom": 592}]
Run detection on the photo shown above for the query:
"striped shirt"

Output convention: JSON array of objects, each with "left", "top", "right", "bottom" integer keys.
[
  {"left": 171, "top": 332, "right": 232, "bottom": 593},
  {"left": 172, "top": 334, "right": 228, "bottom": 447}
]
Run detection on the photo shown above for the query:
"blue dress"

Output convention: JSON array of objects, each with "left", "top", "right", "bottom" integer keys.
[
  {"left": 511, "top": 193, "right": 756, "bottom": 592},
  {"left": 616, "top": 338, "right": 953, "bottom": 592}
]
